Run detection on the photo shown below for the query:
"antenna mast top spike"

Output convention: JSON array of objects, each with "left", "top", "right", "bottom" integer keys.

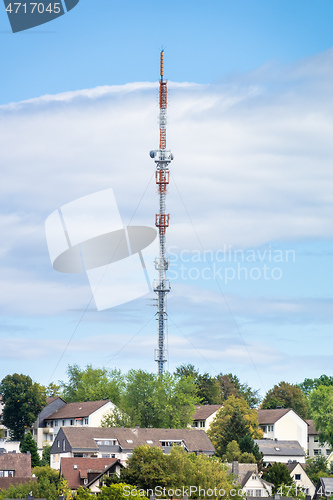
[{"left": 160, "top": 50, "right": 164, "bottom": 80}]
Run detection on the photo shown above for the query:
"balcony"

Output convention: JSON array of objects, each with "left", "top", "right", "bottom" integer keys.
[{"left": 43, "top": 427, "right": 54, "bottom": 434}]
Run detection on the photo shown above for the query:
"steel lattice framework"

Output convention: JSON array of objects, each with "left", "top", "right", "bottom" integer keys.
[{"left": 150, "top": 51, "right": 173, "bottom": 374}]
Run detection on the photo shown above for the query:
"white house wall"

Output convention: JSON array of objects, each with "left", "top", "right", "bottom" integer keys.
[
  {"left": 290, "top": 463, "right": 315, "bottom": 497},
  {"left": 88, "top": 402, "right": 115, "bottom": 427},
  {"left": 243, "top": 476, "right": 272, "bottom": 497},
  {"left": 275, "top": 413, "right": 307, "bottom": 451},
  {"left": 263, "top": 454, "right": 306, "bottom": 464},
  {"left": 308, "top": 434, "right": 330, "bottom": 458}
]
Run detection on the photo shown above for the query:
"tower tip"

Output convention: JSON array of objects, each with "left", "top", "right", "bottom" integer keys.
[{"left": 160, "top": 50, "right": 164, "bottom": 79}]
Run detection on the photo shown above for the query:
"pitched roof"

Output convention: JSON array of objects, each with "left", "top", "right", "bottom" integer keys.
[
  {"left": 60, "top": 457, "right": 118, "bottom": 489},
  {"left": 45, "top": 400, "right": 111, "bottom": 420},
  {"left": 306, "top": 419, "right": 319, "bottom": 435},
  {"left": 192, "top": 405, "right": 222, "bottom": 420},
  {"left": 254, "top": 439, "right": 305, "bottom": 457},
  {"left": 0, "top": 453, "right": 31, "bottom": 477},
  {"left": 46, "top": 396, "right": 62, "bottom": 405},
  {"left": 318, "top": 477, "right": 333, "bottom": 493},
  {"left": 256, "top": 408, "right": 290, "bottom": 424},
  {"left": 56, "top": 426, "right": 215, "bottom": 454}
]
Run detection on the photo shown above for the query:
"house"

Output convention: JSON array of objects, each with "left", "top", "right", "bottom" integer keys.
[
  {"left": 33, "top": 399, "right": 115, "bottom": 457},
  {"left": 227, "top": 461, "right": 273, "bottom": 497},
  {"left": 286, "top": 462, "right": 315, "bottom": 497},
  {"left": 50, "top": 426, "right": 215, "bottom": 469},
  {"left": 0, "top": 395, "right": 10, "bottom": 440},
  {"left": 0, "top": 438, "right": 20, "bottom": 454},
  {"left": 314, "top": 477, "right": 333, "bottom": 499},
  {"left": 60, "top": 457, "right": 123, "bottom": 492},
  {"left": 191, "top": 405, "right": 222, "bottom": 431},
  {"left": 254, "top": 439, "right": 306, "bottom": 465},
  {"left": 0, "top": 452, "right": 34, "bottom": 490},
  {"left": 257, "top": 409, "right": 308, "bottom": 451},
  {"left": 32, "top": 396, "right": 67, "bottom": 456},
  {"left": 306, "top": 419, "right": 331, "bottom": 458}
]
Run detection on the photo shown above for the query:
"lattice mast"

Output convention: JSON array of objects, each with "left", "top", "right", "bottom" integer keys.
[{"left": 150, "top": 50, "right": 173, "bottom": 374}]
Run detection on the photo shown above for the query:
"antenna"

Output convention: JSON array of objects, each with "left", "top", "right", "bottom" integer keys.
[{"left": 149, "top": 50, "right": 173, "bottom": 374}]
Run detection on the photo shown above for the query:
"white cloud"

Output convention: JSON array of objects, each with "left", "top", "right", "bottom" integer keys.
[{"left": 0, "top": 50, "right": 332, "bottom": 390}]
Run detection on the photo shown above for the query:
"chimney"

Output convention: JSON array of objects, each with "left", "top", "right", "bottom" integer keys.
[{"left": 232, "top": 460, "right": 239, "bottom": 476}]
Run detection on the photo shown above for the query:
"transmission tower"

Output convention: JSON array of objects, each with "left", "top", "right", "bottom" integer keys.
[{"left": 150, "top": 50, "right": 173, "bottom": 374}]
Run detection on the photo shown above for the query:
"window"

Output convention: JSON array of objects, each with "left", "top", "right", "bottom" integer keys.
[
  {"left": 267, "top": 425, "right": 273, "bottom": 432},
  {"left": 200, "top": 421, "right": 205, "bottom": 428},
  {"left": 0, "top": 471, "right": 15, "bottom": 477},
  {"left": 102, "top": 454, "right": 111, "bottom": 458},
  {"left": 126, "top": 439, "right": 133, "bottom": 443},
  {"left": 192, "top": 422, "right": 198, "bottom": 427},
  {"left": 62, "top": 439, "right": 66, "bottom": 451},
  {"left": 84, "top": 418, "right": 88, "bottom": 425},
  {"left": 54, "top": 420, "right": 58, "bottom": 427},
  {"left": 327, "top": 450, "right": 331, "bottom": 456},
  {"left": 84, "top": 479, "right": 88, "bottom": 485},
  {"left": 57, "top": 440, "right": 60, "bottom": 448},
  {"left": 314, "top": 449, "right": 321, "bottom": 455},
  {"left": 255, "top": 490, "right": 262, "bottom": 497},
  {"left": 146, "top": 440, "right": 153, "bottom": 444},
  {"left": 160, "top": 440, "right": 183, "bottom": 447},
  {"left": 247, "top": 490, "right": 253, "bottom": 497},
  {"left": 314, "top": 436, "right": 319, "bottom": 442},
  {"left": 295, "top": 474, "right": 301, "bottom": 480},
  {"left": 261, "top": 426, "right": 267, "bottom": 432},
  {"left": 62, "top": 420, "right": 65, "bottom": 426},
  {"left": 70, "top": 420, "right": 74, "bottom": 426}
]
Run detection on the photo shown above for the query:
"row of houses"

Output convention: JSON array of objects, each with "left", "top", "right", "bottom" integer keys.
[
  {"left": 0, "top": 397, "right": 331, "bottom": 498},
  {"left": 193, "top": 405, "right": 332, "bottom": 459}
]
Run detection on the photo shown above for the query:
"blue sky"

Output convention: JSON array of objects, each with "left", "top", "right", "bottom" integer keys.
[{"left": 0, "top": 0, "right": 333, "bottom": 397}]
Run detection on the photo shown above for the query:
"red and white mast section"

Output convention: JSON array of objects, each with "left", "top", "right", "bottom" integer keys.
[{"left": 150, "top": 50, "right": 173, "bottom": 374}]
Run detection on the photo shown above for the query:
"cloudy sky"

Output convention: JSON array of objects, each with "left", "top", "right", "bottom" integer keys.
[{"left": 0, "top": 0, "right": 333, "bottom": 396}]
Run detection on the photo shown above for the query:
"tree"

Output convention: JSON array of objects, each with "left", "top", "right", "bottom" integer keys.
[
  {"left": 261, "top": 381, "right": 308, "bottom": 419},
  {"left": 0, "top": 466, "right": 59, "bottom": 500},
  {"left": 44, "top": 382, "right": 62, "bottom": 397},
  {"left": 216, "top": 373, "right": 261, "bottom": 408},
  {"left": 207, "top": 395, "right": 263, "bottom": 457},
  {"left": 121, "top": 445, "right": 171, "bottom": 489},
  {"left": 222, "top": 440, "right": 256, "bottom": 463},
  {"left": 40, "top": 445, "right": 51, "bottom": 466},
  {"left": 60, "top": 364, "right": 123, "bottom": 404},
  {"left": 73, "top": 486, "right": 93, "bottom": 500},
  {"left": 305, "top": 456, "right": 329, "bottom": 485},
  {"left": 0, "top": 373, "right": 47, "bottom": 441},
  {"left": 196, "top": 372, "right": 221, "bottom": 404},
  {"left": 298, "top": 375, "right": 333, "bottom": 398},
  {"left": 309, "top": 385, "right": 333, "bottom": 447},
  {"left": 238, "top": 434, "right": 263, "bottom": 466},
  {"left": 262, "top": 462, "right": 293, "bottom": 493},
  {"left": 20, "top": 432, "right": 40, "bottom": 467},
  {"left": 119, "top": 370, "right": 198, "bottom": 428},
  {"left": 174, "top": 366, "right": 261, "bottom": 408},
  {"left": 121, "top": 445, "right": 242, "bottom": 500},
  {"left": 101, "top": 407, "right": 132, "bottom": 428},
  {"left": 99, "top": 483, "right": 148, "bottom": 500}
]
